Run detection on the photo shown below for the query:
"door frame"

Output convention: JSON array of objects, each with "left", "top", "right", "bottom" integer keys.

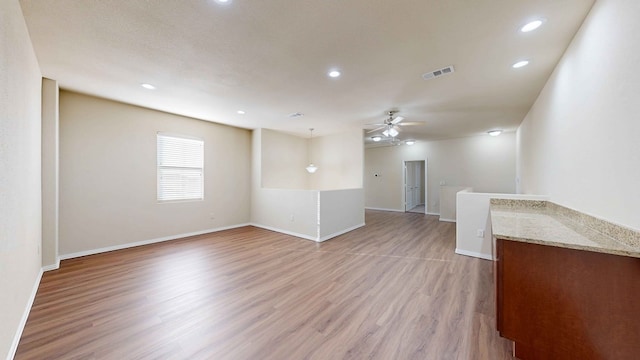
[{"left": 402, "top": 159, "right": 427, "bottom": 214}]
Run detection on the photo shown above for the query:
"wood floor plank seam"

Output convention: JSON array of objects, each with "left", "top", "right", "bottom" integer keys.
[{"left": 276, "top": 247, "right": 455, "bottom": 262}]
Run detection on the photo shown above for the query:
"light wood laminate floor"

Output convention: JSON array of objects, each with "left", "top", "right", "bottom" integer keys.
[{"left": 16, "top": 210, "right": 513, "bottom": 359}]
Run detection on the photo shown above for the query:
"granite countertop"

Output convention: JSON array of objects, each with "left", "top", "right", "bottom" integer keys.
[{"left": 490, "top": 199, "right": 640, "bottom": 259}]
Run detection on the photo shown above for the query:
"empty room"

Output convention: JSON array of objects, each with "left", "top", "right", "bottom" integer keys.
[{"left": 2, "top": 0, "right": 639, "bottom": 359}]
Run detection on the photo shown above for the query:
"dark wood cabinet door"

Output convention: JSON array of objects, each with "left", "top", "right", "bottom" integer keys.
[{"left": 496, "top": 239, "right": 640, "bottom": 360}]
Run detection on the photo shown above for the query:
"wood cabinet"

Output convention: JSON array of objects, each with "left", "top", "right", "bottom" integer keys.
[{"left": 495, "top": 238, "right": 640, "bottom": 360}]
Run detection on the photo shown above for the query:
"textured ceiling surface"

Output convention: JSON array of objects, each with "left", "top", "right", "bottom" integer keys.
[{"left": 20, "top": 0, "right": 595, "bottom": 142}]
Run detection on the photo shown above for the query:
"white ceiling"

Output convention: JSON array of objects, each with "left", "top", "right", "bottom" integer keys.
[{"left": 20, "top": 0, "right": 595, "bottom": 143}]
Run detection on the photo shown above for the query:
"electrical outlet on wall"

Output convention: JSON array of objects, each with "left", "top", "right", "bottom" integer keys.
[{"left": 477, "top": 229, "right": 485, "bottom": 237}]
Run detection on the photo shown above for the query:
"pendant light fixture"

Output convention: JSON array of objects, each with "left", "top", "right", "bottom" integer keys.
[{"left": 306, "top": 128, "right": 318, "bottom": 174}]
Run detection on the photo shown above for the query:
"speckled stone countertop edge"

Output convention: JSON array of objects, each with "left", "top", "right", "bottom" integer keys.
[
  {"left": 494, "top": 234, "right": 640, "bottom": 258},
  {"left": 490, "top": 199, "right": 640, "bottom": 258}
]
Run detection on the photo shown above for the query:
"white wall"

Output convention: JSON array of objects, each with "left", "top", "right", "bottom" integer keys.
[
  {"left": 251, "top": 129, "right": 365, "bottom": 241},
  {"left": 261, "top": 129, "right": 309, "bottom": 189},
  {"left": 261, "top": 128, "right": 363, "bottom": 191},
  {"left": 319, "top": 189, "right": 365, "bottom": 240},
  {"left": 456, "top": 192, "right": 549, "bottom": 260},
  {"left": 365, "top": 133, "right": 516, "bottom": 214},
  {"left": 310, "top": 129, "right": 364, "bottom": 190},
  {"left": 252, "top": 188, "right": 321, "bottom": 239},
  {"left": 41, "top": 78, "right": 59, "bottom": 270},
  {"left": 0, "top": 1, "right": 43, "bottom": 358},
  {"left": 59, "top": 91, "right": 252, "bottom": 256},
  {"left": 517, "top": 0, "right": 640, "bottom": 231},
  {"left": 439, "top": 186, "right": 472, "bottom": 222},
  {"left": 252, "top": 129, "right": 319, "bottom": 239}
]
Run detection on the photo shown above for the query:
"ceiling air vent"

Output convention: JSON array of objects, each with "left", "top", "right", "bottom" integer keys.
[
  {"left": 422, "top": 65, "right": 455, "bottom": 80},
  {"left": 288, "top": 112, "right": 304, "bottom": 118}
]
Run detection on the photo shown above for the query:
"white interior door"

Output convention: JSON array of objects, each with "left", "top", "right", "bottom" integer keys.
[
  {"left": 404, "top": 161, "right": 413, "bottom": 211},
  {"left": 405, "top": 161, "right": 419, "bottom": 211},
  {"left": 404, "top": 160, "right": 426, "bottom": 213}
]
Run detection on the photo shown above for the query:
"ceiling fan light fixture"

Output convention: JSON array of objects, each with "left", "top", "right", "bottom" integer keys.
[{"left": 382, "top": 127, "right": 400, "bottom": 137}]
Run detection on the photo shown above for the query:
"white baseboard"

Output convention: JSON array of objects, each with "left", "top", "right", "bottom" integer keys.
[
  {"left": 249, "top": 223, "right": 318, "bottom": 242},
  {"left": 8, "top": 268, "right": 43, "bottom": 360},
  {"left": 365, "top": 207, "right": 404, "bottom": 213},
  {"left": 455, "top": 248, "right": 494, "bottom": 261},
  {"left": 59, "top": 223, "right": 251, "bottom": 260},
  {"left": 426, "top": 212, "right": 440, "bottom": 216},
  {"left": 318, "top": 223, "right": 365, "bottom": 242},
  {"left": 42, "top": 257, "right": 60, "bottom": 272},
  {"left": 439, "top": 218, "right": 456, "bottom": 223}
]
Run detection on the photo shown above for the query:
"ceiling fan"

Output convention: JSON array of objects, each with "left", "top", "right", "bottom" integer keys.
[
  {"left": 365, "top": 110, "right": 424, "bottom": 138},
  {"left": 369, "top": 135, "right": 416, "bottom": 146}
]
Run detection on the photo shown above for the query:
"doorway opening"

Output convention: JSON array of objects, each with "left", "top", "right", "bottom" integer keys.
[{"left": 404, "top": 160, "right": 427, "bottom": 214}]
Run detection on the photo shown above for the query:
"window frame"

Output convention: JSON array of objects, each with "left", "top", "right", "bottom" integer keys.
[{"left": 156, "top": 132, "right": 204, "bottom": 203}]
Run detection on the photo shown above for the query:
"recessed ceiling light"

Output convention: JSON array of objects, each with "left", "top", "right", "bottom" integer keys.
[
  {"left": 488, "top": 129, "right": 503, "bottom": 136},
  {"left": 520, "top": 19, "right": 544, "bottom": 33},
  {"left": 328, "top": 70, "right": 341, "bottom": 78},
  {"left": 237, "top": 110, "right": 245, "bottom": 115},
  {"left": 141, "top": 83, "right": 156, "bottom": 90},
  {"left": 371, "top": 136, "right": 383, "bottom": 142},
  {"left": 405, "top": 139, "right": 416, "bottom": 145},
  {"left": 214, "top": 0, "right": 231, "bottom": 4},
  {"left": 512, "top": 60, "right": 529, "bottom": 69}
]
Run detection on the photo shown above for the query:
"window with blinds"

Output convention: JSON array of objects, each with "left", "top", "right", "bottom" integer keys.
[{"left": 157, "top": 133, "right": 204, "bottom": 202}]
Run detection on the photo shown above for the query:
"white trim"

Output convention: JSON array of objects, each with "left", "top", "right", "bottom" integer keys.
[
  {"left": 318, "top": 223, "right": 365, "bottom": 242},
  {"left": 439, "top": 218, "right": 456, "bottom": 223},
  {"left": 42, "top": 258, "right": 60, "bottom": 272},
  {"left": 364, "top": 207, "right": 404, "bottom": 213},
  {"left": 402, "top": 159, "right": 428, "bottom": 213},
  {"left": 59, "top": 223, "right": 250, "bottom": 260},
  {"left": 426, "top": 212, "right": 440, "bottom": 216},
  {"left": 455, "top": 248, "right": 494, "bottom": 261},
  {"left": 156, "top": 133, "right": 204, "bottom": 202},
  {"left": 156, "top": 131, "right": 203, "bottom": 142},
  {"left": 8, "top": 269, "right": 43, "bottom": 360},
  {"left": 249, "top": 223, "right": 318, "bottom": 242}
]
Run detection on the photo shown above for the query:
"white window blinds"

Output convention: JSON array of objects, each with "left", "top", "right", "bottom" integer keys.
[{"left": 157, "top": 133, "right": 204, "bottom": 201}]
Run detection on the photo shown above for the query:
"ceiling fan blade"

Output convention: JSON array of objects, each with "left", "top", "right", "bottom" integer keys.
[
  {"left": 366, "top": 126, "right": 386, "bottom": 133},
  {"left": 398, "top": 121, "right": 425, "bottom": 126},
  {"left": 390, "top": 116, "right": 405, "bottom": 125}
]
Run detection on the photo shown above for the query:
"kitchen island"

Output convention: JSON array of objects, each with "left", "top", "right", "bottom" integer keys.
[{"left": 490, "top": 199, "right": 640, "bottom": 360}]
